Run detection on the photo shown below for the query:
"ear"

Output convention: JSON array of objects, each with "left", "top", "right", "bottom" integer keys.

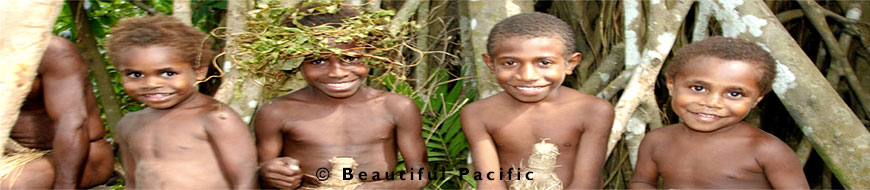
[
  {"left": 666, "top": 76, "right": 675, "bottom": 96},
  {"left": 564, "top": 52, "right": 581, "bottom": 75},
  {"left": 195, "top": 65, "right": 208, "bottom": 81},
  {"left": 752, "top": 93, "right": 765, "bottom": 108},
  {"left": 482, "top": 53, "right": 495, "bottom": 74}
]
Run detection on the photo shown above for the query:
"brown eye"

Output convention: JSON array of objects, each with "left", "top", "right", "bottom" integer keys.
[
  {"left": 309, "top": 59, "right": 325, "bottom": 65},
  {"left": 128, "top": 72, "right": 143, "bottom": 78},
  {"left": 690, "top": 85, "right": 705, "bottom": 92},
  {"left": 727, "top": 91, "right": 743, "bottom": 98}
]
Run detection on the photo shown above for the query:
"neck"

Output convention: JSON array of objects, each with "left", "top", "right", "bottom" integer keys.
[{"left": 307, "top": 85, "right": 368, "bottom": 104}]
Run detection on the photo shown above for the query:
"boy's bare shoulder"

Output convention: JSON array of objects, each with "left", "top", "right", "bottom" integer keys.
[
  {"left": 379, "top": 90, "right": 419, "bottom": 112},
  {"left": 199, "top": 99, "right": 246, "bottom": 125},
  {"left": 642, "top": 124, "right": 684, "bottom": 146},
  {"left": 116, "top": 108, "right": 151, "bottom": 133},
  {"left": 558, "top": 87, "right": 613, "bottom": 113},
  {"left": 460, "top": 92, "right": 511, "bottom": 118}
]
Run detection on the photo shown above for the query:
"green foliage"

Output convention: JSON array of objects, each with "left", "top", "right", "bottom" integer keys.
[
  {"left": 218, "top": 0, "right": 417, "bottom": 94},
  {"left": 384, "top": 68, "right": 476, "bottom": 189}
]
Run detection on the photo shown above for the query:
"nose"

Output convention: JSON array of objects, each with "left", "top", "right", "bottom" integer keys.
[
  {"left": 327, "top": 57, "right": 349, "bottom": 78},
  {"left": 516, "top": 63, "right": 541, "bottom": 81},
  {"left": 701, "top": 93, "right": 723, "bottom": 108},
  {"left": 143, "top": 76, "right": 163, "bottom": 89}
]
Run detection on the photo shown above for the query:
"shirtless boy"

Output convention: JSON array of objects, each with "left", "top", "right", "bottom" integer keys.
[
  {"left": 254, "top": 5, "right": 428, "bottom": 189},
  {"left": 108, "top": 15, "right": 257, "bottom": 189},
  {"left": 629, "top": 36, "right": 809, "bottom": 189},
  {"left": 0, "top": 36, "right": 113, "bottom": 189},
  {"left": 461, "top": 12, "right": 615, "bottom": 189}
]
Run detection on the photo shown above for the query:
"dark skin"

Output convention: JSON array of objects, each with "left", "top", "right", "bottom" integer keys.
[
  {"left": 255, "top": 41, "right": 428, "bottom": 189},
  {"left": 462, "top": 36, "right": 614, "bottom": 189},
  {"left": 629, "top": 56, "right": 809, "bottom": 189},
  {"left": 114, "top": 46, "right": 257, "bottom": 189},
  {"left": 3, "top": 36, "right": 113, "bottom": 189}
]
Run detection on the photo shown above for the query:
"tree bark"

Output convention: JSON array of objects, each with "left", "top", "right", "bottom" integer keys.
[
  {"left": 0, "top": 0, "right": 63, "bottom": 159},
  {"left": 466, "top": 0, "right": 533, "bottom": 99},
  {"left": 173, "top": 0, "right": 192, "bottom": 26},
  {"left": 69, "top": 0, "right": 123, "bottom": 130},
  {"left": 414, "top": 0, "right": 430, "bottom": 90},
  {"left": 388, "top": 0, "right": 424, "bottom": 36},
  {"left": 607, "top": 0, "right": 693, "bottom": 156},
  {"left": 711, "top": 0, "right": 870, "bottom": 188},
  {"left": 213, "top": 0, "right": 263, "bottom": 124}
]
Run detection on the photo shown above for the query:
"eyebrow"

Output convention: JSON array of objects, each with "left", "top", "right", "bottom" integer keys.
[
  {"left": 685, "top": 79, "right": 710, "bottom": 86},
  {"left": 496, "top": 55, "right": 559, "bottom": 60},
  {"left": 156, "top": 67, "right": 176, "bottom": 72}
]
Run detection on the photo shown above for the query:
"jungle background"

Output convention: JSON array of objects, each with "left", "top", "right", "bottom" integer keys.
[{"left": 2, "top": 0, "right": 870, "bottom": 189}]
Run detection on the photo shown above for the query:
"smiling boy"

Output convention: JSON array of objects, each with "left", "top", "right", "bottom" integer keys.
[
  {"left": 254, "top": 5, "right": 428, "bottom": 189},
  {"left": 461, "top": 12, "right": 614, "bottom": 189},
  {"left": 629, "top": 36, "right": 809, "bottom": 189},
  {"left": 107, "top": 15, "right": 257, "bottom": 189}
]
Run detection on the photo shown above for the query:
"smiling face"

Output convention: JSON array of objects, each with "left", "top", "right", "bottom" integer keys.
[
  {"left": 666, "top": 56, "right": 765, "bottom": 132},
  {"left": 117, "top": 45, "right": 206, "bottom": 109},
  {"left": 300, "top": 41, "right": 368, "bottom": 99},
  {"left": 484, "top": 36, "right": 580, "bottom": 103}
]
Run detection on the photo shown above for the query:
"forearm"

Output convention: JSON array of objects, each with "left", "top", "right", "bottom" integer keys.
[{"left": 51, "top": 117, "right": 89, "bottom": 188}]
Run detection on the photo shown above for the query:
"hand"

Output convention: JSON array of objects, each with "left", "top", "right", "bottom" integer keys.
[{"left": 260, "top": 157, "right": 303, "bottom": 189}]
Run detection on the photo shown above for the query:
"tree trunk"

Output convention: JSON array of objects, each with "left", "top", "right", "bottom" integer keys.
[
  {"left": 466, "top": 0, "right": 533, "bottom": 99},
  {"left": 213, "top": 0, "right": 263, "bottom": 124},
  {"left": 173, "top": 0, "right": 192, "bottom": 26},
  {"left": 708, "top": 0, "right": 870, "bottom": 188},
  {"left": 69, "top": 0, "right": 123, "bottom": 131},
  {"left": 0, "top": 0, "right": 63, "bottom": 159},
  {"left": 608, "top": 0, "right": 693, "bottom": 156}
]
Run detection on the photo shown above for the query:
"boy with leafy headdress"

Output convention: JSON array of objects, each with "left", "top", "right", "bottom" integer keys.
[{"left": 247, "top": 1, "right": 429, "bottom": 189}]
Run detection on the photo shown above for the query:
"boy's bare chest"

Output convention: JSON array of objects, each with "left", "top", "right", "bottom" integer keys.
[
  {"left": 125, "top": 115, "right": 210, "bottom": 158},
  {"left": 283, "top": 106, "right": 395, "bottom": 145},
  {"left": 655, "top": 140, "right": 766, "bottom": 185}
]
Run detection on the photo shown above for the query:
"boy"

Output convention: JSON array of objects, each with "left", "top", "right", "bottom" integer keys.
[
  {"left": 629, "top": 36, "right": 809, "bottom": 189},
  {"left": 108, "top": 15, "right": 258, "bottom": 189},
  {"left": 1, "top": 36, "right": 114, "bottom": 189},
  {"left": 461, "top": 12, "right": 615, "bottom": 189},
  {"left": 254, "top": 5, "right": 429, "bottom": 189}
]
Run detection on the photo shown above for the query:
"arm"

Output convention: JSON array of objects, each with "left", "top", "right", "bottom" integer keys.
[
  {"left": 116, "top": 118, "right": 137, "bottom": 189},
  {"left": 358, "top": 96, "right": 429, "bottom": 189},
  {"left": 253, "top": 102, "right": 303, "bottom": 189},
  {"left": 460, "top": 105, "right": 507, "bottom": 190},
  {"left": 628, "top": 131, "right": 659, "bottom": 189},
  {"left": 757, "top": 136, "right": 810, "bottom": 189},
  {"left": 203, "top": 107, "right": 259, "bottom": 189},
  {"left": 567, "top": 100, "right": 613, "bottom": 189},
  {"left": 42, "top": 36, "right": 90, "bottom": 189}
]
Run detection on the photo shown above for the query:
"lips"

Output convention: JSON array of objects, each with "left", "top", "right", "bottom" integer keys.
[
  {"left": 321, "top": 80, "right": 357, "bottom": 91},
  {"left": 690, "top": 111, "right": 723, "bottom": 122},
  {"left": 139, "top": 93, "right": 175, "bottom": 102},
  {"left": 512, "top": 85, "right": 548, "bottom": 95}
]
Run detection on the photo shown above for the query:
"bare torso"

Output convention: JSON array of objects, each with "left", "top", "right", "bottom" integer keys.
[
  {"left": 648, "top": 123, "right": 773, "bottom": 188},
  {"left": 274, "top": 87, "right": 402, "bottom": 183},
  {"left": 463, "top": 87, "right": 613, "bottom": 187},
  {"left": 118, "top": 95, "right": 235, "bottom": 189}
]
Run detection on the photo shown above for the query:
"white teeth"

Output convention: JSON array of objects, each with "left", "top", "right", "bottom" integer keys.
[
  {"left": 697, "top": 113, "right": 718, "bottom": 118},
  {"left": 325, "top": 81, "right": 354, "bottom": 88},
  {"left": 516, "top": 86, "right": 545, "bottom": 91}
]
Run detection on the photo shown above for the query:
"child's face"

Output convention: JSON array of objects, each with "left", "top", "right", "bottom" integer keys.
[
  {"left": 666, "top": 56, "right": 765, "bottom": 132},
  {"left": 483, "top": 36, "right": 580, "bottom": 103},
  {"left": 117, "top": 46, "right": 206, "bottom": 109},
  {"left": 300, "top": 41, "right": 368, "bottom": 99}
]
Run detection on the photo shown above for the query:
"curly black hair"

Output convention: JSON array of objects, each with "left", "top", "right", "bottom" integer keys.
[
  {"left": 106, "top": 15, "right": 213, "bottom": 69},
  {"left": 486, "top": 12, "right": 576, "bottom": 58},
  {"left": 665, "top": 36, "right": 777, "bottom": 94}
]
